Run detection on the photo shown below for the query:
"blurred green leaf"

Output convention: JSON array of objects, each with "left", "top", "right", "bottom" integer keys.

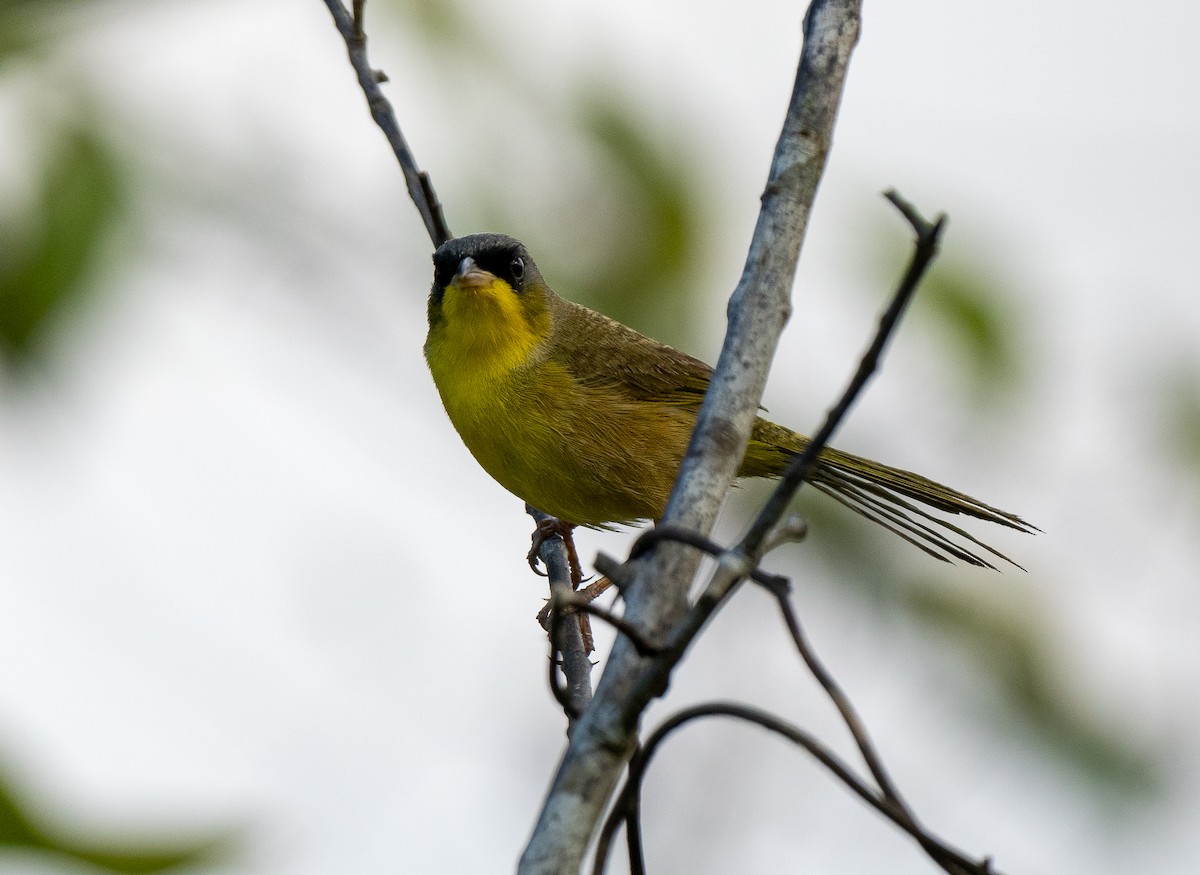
[
  {"left": 0, "top": 770, "right": 229, "bottom": 872},
  {"left": 904, "top": 583, "right": 1161, "bottom": 798},
  {"left": 921, "top": 264, "right": 1008, "bottom": 362},
  {"left": 0, "top": 122, "right": 123, "bottom": 362},
  {"left": 0, "top": 0, "right": 45, "bottom": 60},
  {"left": 0, "top": 0, "right": 95, "bottom": 61},
  {"left": 870, "top": 225, "right": 1026, "bottom": 407},
  {"left": 381, "top": 0, "right": 714, "bottom": 348},
  {"left": 390, "top": 0, "right": 467, "bottom": 43},
  {"left": 465, "top": 80, "right": 713, "bottom": 350},
  {"left": 0, "top": 776, "right": 40, "bottom": 847},
  {"left": 916, "top": 254, "right": 1022, "bottom": 400},
  {"left": 1154, "top": 361, "right": 1200, "bottom": 473},
  {"left": 54, "top": 844, "right": 223, "bottom": 874},
  {"left": 918, "top": 257, "right": 1019, "bottom": 389},
  {"left": 562, "top": 94, "right": 704, "bottom": 343}
]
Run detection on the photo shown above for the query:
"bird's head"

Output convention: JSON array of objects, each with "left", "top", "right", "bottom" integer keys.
[
  {"left": 429, "top": 231, "right": 554, "bottom": 369},
  {"left": 429, "top": 232, "right": 552, "bottom": 326}
]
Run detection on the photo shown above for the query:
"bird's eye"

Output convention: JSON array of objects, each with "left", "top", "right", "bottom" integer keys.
[{"left": 510, "top": 256, "right": 525, "bottom": 285}]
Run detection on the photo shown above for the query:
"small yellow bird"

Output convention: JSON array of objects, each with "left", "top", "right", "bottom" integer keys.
[{"left": 424, "top": 233, "right": 1033, "bottom": 568}]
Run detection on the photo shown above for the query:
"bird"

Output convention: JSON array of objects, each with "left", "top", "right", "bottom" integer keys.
[{"left": 423, "top": 232, "right": 1034, "bottom": 570}]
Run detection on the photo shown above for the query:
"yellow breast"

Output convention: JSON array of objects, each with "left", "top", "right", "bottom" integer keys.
[{"left": 425, "top": 284, "right": 694, "bottom": 525}]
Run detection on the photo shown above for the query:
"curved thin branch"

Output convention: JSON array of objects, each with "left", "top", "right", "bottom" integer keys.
[
  {"left": 596, "top": 703, "right": 996, "bottom": 875},
  {"left": 594, "top": 703, "right": 888, "bottom": 875},
  {"left": 775, "top": 591, "right": 904, "bottom": 801}
]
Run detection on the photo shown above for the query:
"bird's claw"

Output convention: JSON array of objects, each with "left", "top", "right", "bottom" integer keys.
[
  {"left": 527, "top": 547, "right": 548, "bottom": 576},
  {"left": 527, "top": 517, "right": 582, "bottom": 585}
]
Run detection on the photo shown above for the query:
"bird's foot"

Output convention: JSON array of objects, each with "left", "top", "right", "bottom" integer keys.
[
  {"left": 527, "top": 517, "right": 583, "bottom": 585},
  {"left": 535, "top": 575, "right": 613, "bottom": 654}
]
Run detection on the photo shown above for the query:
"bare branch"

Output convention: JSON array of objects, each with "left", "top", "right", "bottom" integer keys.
[
  {"left": 626, "top": 525, "right": 791, "bottom": 596},
  {"left": 553, "top": 595, "right": 666, "bottom": 659},
  {"left": 319, "top": 5, "right": 1002, "bottom": 872},
  {"left": 518, "top": 3, "right": 863, "bottom": 871},
  {"left": 321, "top": 0, "right": 452, "bottom": 245},
  {"left": 738, "top": 190, "right": 946, "bottom": 553},
  {"left": 529, "top": 506, "right": 593, "bottom": 724},
  {"left": 584, "top": 196, "right": 997, "bottom": 872},
  {"left": 595, "top": 703, "right": 998, "bottom": 875}
]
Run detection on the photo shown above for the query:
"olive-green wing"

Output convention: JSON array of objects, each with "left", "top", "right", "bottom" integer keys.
[
  {"left": 547, "top": 297, "right": 714, "bottom": 405},
  {"left": 542, "top": 292, "right": 1037, "bottom": 569}
]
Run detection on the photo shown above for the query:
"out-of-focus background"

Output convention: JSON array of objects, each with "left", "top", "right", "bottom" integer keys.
[{"left": 1, "top": 0, "right": 1197, "bottom": 872}]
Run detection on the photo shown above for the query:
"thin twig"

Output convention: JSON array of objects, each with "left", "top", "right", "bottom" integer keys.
[
  {"left": 739, "top": 190, "right": 946, "bottom": 554},
  {"left": 627, "top": 525, "right": 791, "bottom": 596},
  {"left": 771, "top": 594, "right": 992, "bottom": 873},
  {"left": 321, "top": 0, "right": 452, "bottom": 245},
  {"left": 592, "top": 703, "right": 883, "bottom": 874},
  {"left": 775, "top": 592, "right": 903, "bottom": 800},
  {"left": 552, "top": 595, "right": 665, "bottom": 658},
  {"left": 529, "top": 506, "right": 593, "bottom": 724},
  {"left": 545, "top": 630, "right": 577, "bottom": 718},
  {"left": 595, "top": 703, "right": 997, "bottom": 875}
]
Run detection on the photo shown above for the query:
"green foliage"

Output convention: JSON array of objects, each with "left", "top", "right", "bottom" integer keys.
[
  {"left": 870, "top": 227, "right": 1026, "bottom": 409},
  {"left": 1155, "top": 361, "right": 1200, "bottom": 474},
  {"left": 381, "top": 0, "right": 712, "bottom": 350},
  {"left": 0, "top": 3, "right": 223, "bottom": 869},
  {"left": 904, "top": 581, "right": 1161, "bottom": 798},
  {"left": 390, "top": 0, "right": 466, "bottom": 43},
  {"left": 0, "top": 0, "right": 46, "bottom": 60},
  {"left": 0, "top": 124, "right": 124, "bottom": 363},
  {"left": 0, "top": 0, "right": 102, "bottom": 64},
  {"left": 918, "top": 256, "right": 1022, "bottom": 394},
  {"left": 0, "top": 776, "right": 39, "bottom": 848},
  {"left": 0, "top": 769, "right": 228, "bottom": 872},
  {"left": 559, "top": 92, "right": 705, "bottom": 344}
]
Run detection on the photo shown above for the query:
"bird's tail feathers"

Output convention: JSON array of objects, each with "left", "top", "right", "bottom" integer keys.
[{"left": 809, "top": 445, "right": 1037, "bottom": 570}]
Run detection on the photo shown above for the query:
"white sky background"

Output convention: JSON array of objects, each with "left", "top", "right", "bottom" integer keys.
[{"left": 0, "top": 0, "right": 1198, "bottom": 873}]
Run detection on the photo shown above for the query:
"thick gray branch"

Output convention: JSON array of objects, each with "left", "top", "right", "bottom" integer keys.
[{"left": 517, "top": 2, "right": 862, "bottom": 872}]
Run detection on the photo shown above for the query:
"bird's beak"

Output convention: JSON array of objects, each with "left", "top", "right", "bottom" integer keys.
[{"left": 454, "top": 256, "right": 494, "bottom": 289}]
